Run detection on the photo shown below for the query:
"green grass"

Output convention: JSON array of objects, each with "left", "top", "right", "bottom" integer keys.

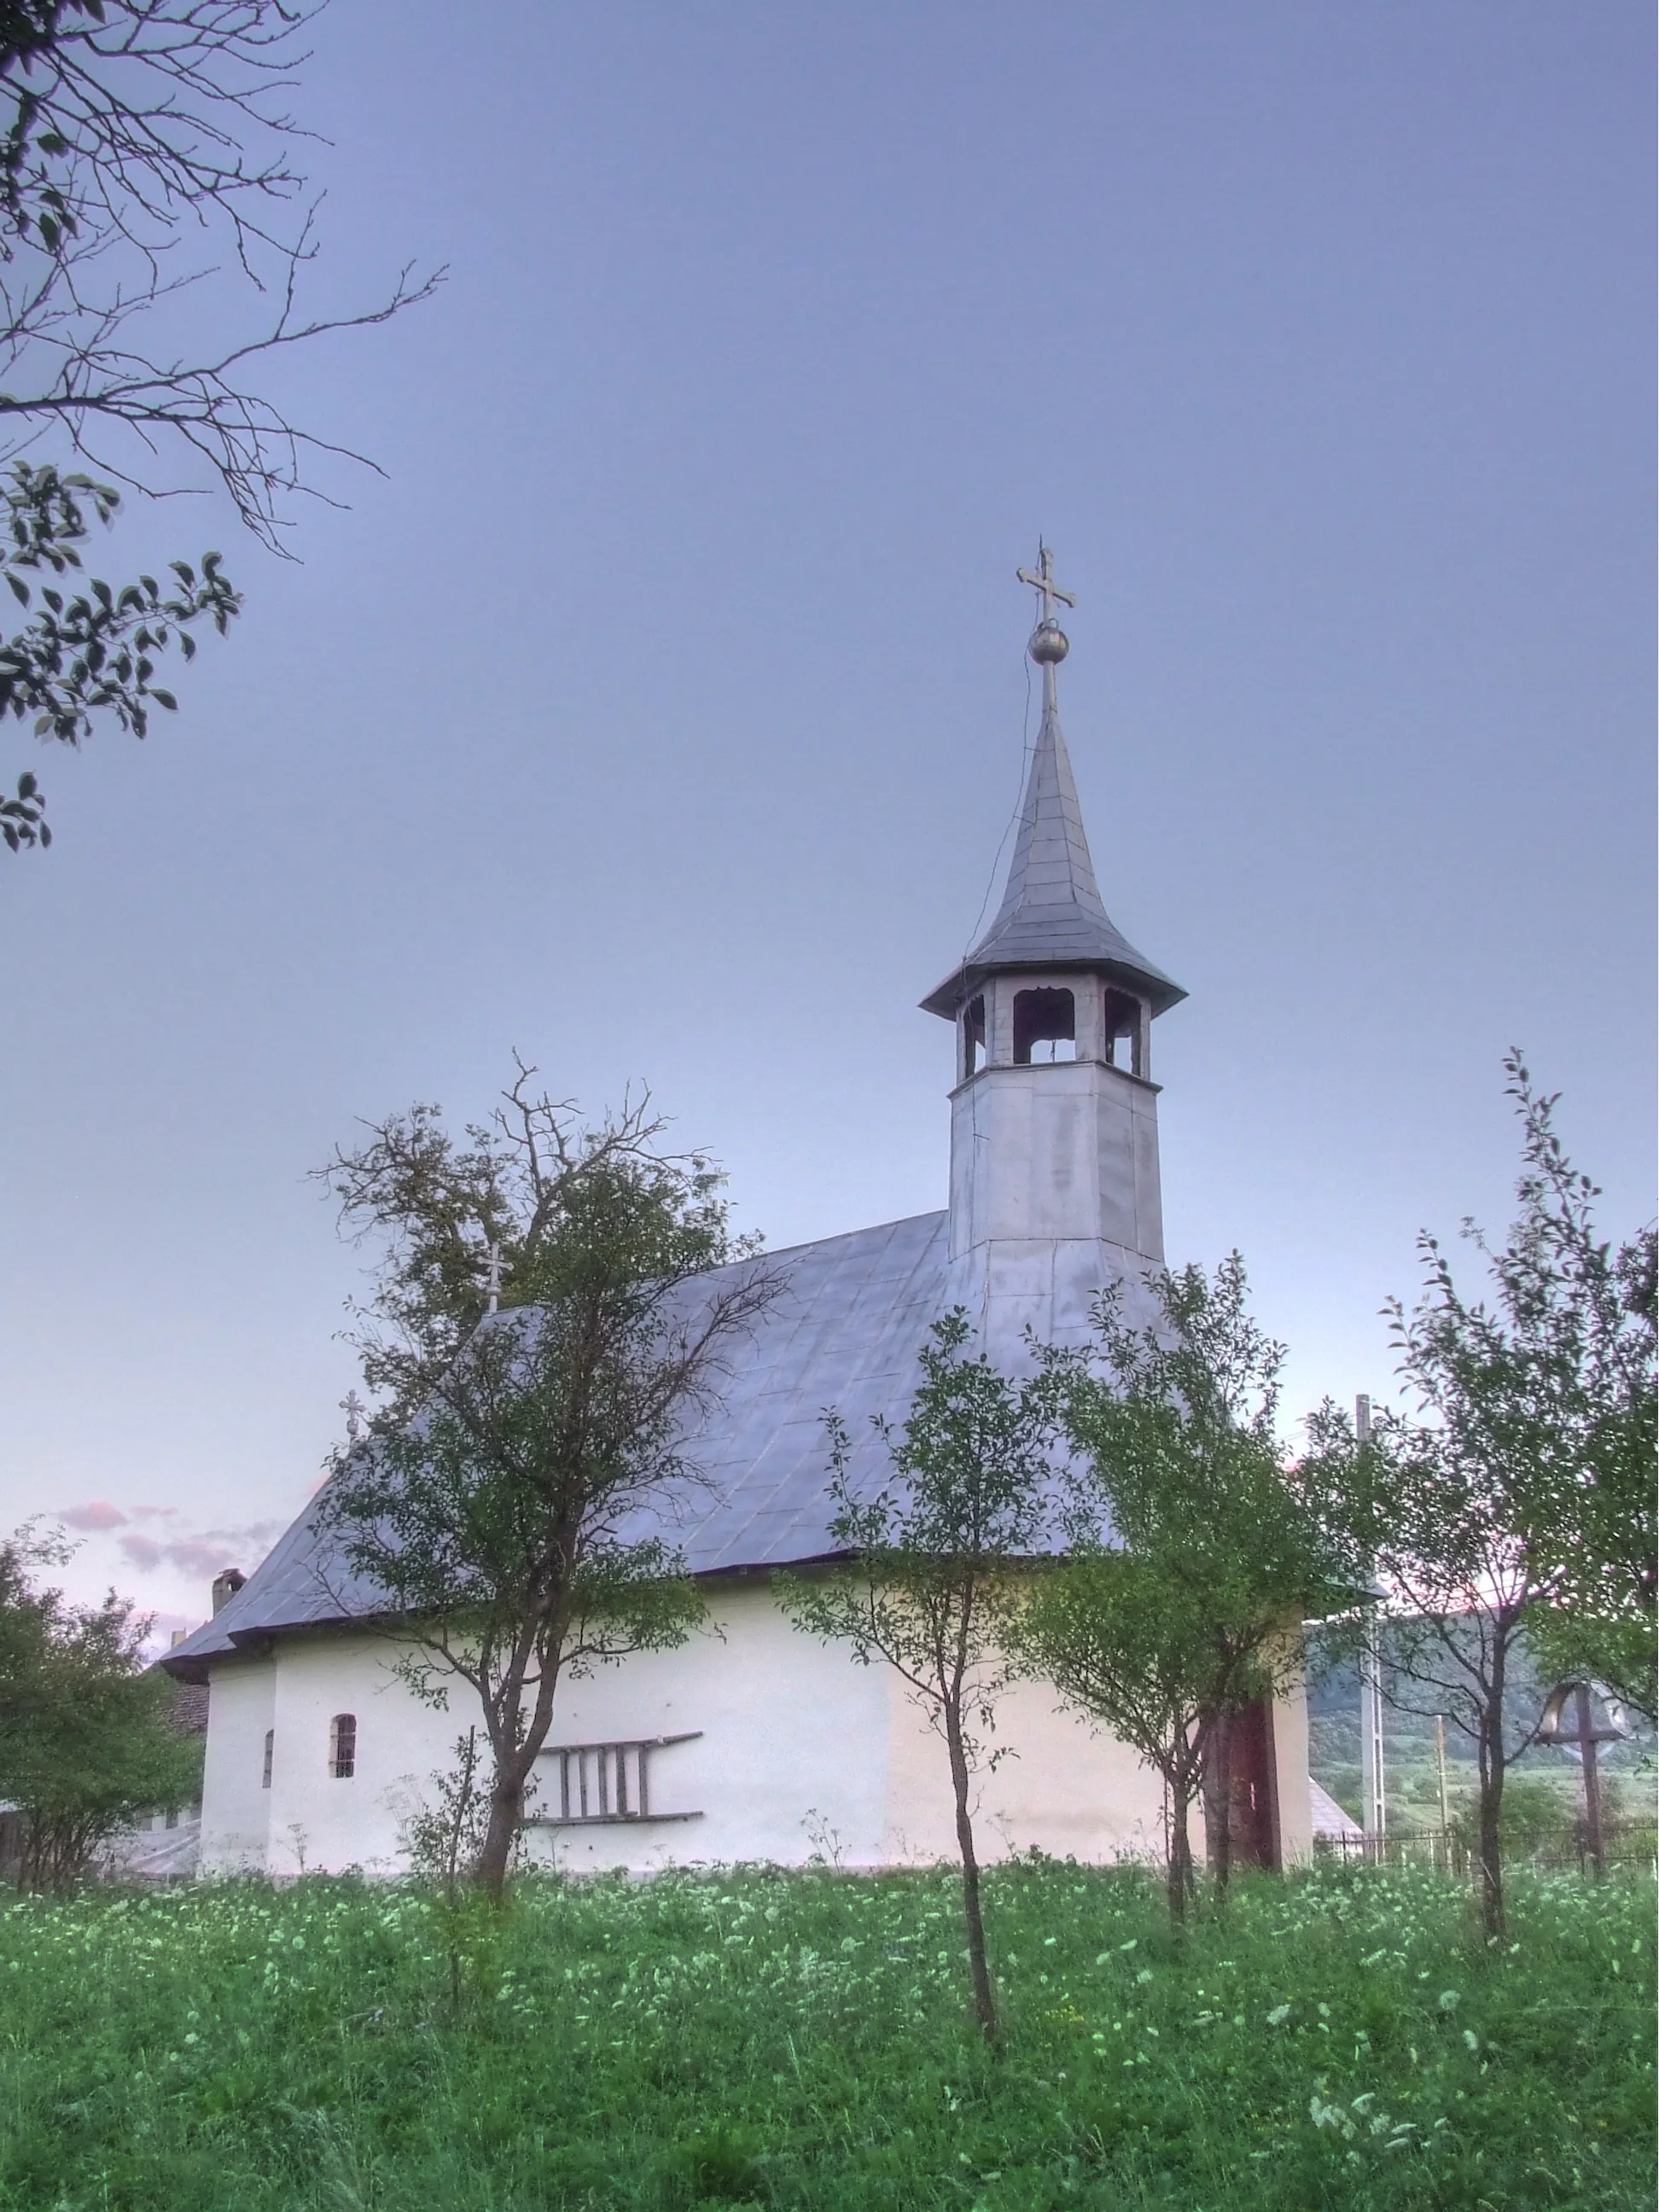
[{"left": 2, "top": 1860, "right": 1651, "bottom": 2209}]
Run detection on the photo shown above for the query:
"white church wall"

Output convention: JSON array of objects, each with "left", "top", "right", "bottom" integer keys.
[
  {"left": 523, "top": 1579, "right": 893, "bottom": 1875},
  {"left": 196, "top": 1586, "right": 1313, "bottom": 1881},
  {"left": 200, "top": 1583, "right": 895, "bottom": 1880},
  {"left": 259, "top": 1632, "right": 451, "bottom": 1877},
  {"left": 197, "top": 1656, "right": 276, "bottom": 1874},
  {"left": 880, "top": 1669, "right": 1168, "bottom": 1871}
]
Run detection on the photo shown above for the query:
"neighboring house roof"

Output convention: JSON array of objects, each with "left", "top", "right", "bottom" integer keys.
[
  {"left": 1309, "top": 1778, "right": 1364, "bottom": 1840},
  {"left": 165, "top": 1208, "right": 968, "bottom": 1675},
  {"left": 167, "top": 1679, "right": 209, "bottom": 1736},
  {"left": 920, "top": 698, "right": 1185, "bottom": 1019}
]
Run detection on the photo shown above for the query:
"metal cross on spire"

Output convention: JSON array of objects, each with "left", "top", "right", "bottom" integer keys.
[
  {"left": 339, "top": 1389, "right": 367, "bottom": 1443},
  {"left": 475, "top": 1239, "right": 505, "bottom": 1316},
  {"left": 1016, "top": 541, "right": 1075, "bottom": 626},
  {"left": 1016, "top": 541, "right": 1074, "bottom": 707}
]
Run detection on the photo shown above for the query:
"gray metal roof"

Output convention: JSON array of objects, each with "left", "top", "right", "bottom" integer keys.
[
  {"left": 164, "top": 1209, "right": 967, "bottom": 1673},
  {"left": 922, "top": 699, "right": 1185, "bottom": 1019}
]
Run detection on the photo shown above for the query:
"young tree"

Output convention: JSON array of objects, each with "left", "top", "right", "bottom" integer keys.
[
  {"left": 0, "top": 1527, "right": 201, "bottom": 1889},
  {"left": 0, "top": 2, "right": 440, "bottom": 849},
  {"left": 1012, "top": 1547, "right": 1216, "bottom": 1921},
  {"left": 777, "top": 1311, "right": 1059, "bottom": 2040},
  {"left": 1524, "top": 1218, "right": 1656, "bottom": 1723},
  {"left": 1307, "top": 1057, "right": 1656, "bottom": 1940},
  {"left": 1022, "top": 1257, "right": 1359, "bottom": 1913},
  {"left": 315, "top": 1067, "right": 777, "bottom": 1899}
]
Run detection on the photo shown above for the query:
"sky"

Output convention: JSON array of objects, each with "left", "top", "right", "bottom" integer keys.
[{"left": 1, "top": 2, "right": 1652, "bottom": 1639}]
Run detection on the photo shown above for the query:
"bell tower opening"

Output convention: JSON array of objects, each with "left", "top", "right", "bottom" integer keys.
[
  {"left": 960, "top": 994, "right": 987, "bottom": 1080},
  {"left": 1013, "top": 987, "right": 1076, "bottom": 1065},
  {"left": 1103, "top": 987, "right": 1144, "bottom": 1076}
]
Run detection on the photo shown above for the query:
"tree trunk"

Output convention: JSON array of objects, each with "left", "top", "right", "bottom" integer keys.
[
  {"left": 946, "top": 1706, "right": 997, "bottom": 2040},
  {"left": 475, "top": 1760, "right": 530, "bottom": 1902},
  {"left": 1167, "top": 1782, "right": 1193, "bottom": 1924},
  {"left": 1475, "top": 1713, "right": 1505, "bottom": 1942},
  {"left": 1205, "top": 1706, "right": 1235, "bottom": 1899}
]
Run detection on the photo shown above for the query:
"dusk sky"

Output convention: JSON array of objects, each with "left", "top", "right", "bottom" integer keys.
[{"left": 1, "top": 3, "right": 1651, "bottom": 1639}]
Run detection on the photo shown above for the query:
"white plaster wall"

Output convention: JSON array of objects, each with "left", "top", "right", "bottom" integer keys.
[
  {"left": 197, "top": 1657, "right": 276, "bottom": 1874},
  {"left": 260, "top": 1633, "right": 457, "bottom": 1877},
  {"left": 195, "top": 1588, "right": 1313, "bottom": 1881},
  {"left": 882, "top": 1669, "right": 1168, "bottom": 1870},
  {"left": 524, "top": 1580, "right": 892, "bottom": 1874},
  {"left": 199, "top": 1588, "right": 894, "bottom": 1879}
]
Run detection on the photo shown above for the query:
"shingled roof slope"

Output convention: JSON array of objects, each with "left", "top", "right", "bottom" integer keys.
[{"left": 164, "top": 1209, "right": 960, "bottom": 1674}]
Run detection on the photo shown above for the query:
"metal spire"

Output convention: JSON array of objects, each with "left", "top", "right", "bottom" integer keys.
[{"left": 918, "top": 544, "right": 1185, "bottom": 1022}]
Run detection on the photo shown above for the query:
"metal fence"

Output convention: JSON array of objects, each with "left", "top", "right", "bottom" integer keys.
[{"left": 1313, "top": 1821, "right": 1657, "bottom": 1877}]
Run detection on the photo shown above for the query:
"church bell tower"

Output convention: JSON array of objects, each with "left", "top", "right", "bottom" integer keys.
[{"left": 921, "top": 547, "right": 1185, "bottom": 1346}]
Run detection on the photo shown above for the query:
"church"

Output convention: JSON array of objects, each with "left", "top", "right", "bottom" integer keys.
[{"left": 165, "top": 551, "right": 1313, "bottom": 1880}]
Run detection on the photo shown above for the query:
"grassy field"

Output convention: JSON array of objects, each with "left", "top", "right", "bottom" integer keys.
[{"left": 3, "top": 1860, "right": 1652, "bottom": 2211}]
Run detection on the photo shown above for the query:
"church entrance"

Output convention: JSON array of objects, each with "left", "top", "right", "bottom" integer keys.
[{"left": 1204, "top": 1700, "right": 1278, "bottom": 1873}]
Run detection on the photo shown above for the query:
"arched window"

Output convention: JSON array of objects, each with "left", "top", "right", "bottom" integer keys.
[
  {"left": 329, "top": 1713, "right": 357, "bottom": 1780},
  {"left": 1013, "top": 987, "right": 1076, "bottom": 1065},
  {"left": 261, "top": 1729, "right": 274, "bottom": 1789}
]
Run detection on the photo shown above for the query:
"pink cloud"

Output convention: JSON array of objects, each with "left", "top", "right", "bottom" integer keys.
[
  {"left": 60, "top": 1501, "right": 128, "bottom": 1531},
  {"left": 115, "top": 1519, "right": 280, "bottom": 1584},
  {"left": 119, "top": 1534, "right": 246, "bottom": 1580}
]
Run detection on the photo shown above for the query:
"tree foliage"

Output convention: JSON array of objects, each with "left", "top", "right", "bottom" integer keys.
[
  {"left": 1523, "top": 1220, "right": 1656, "bottom": 1722},
  {"left": 779, "top": 1310, "right": 1059, "bottom": 2040},
  {"left": 1, "top": 458, "right": 236, "bottom": 844},
  {"left": 1021, "top": 1256, "right": 1359, "bottom": 1918},
  {"left": 1304, "top": 1055, "right": 1656, "bottom": 1940},
  {"left": 315, "top": 1068, "right": 777, "bottom": 1898},
  {"left": 0, "top": 1524, "right": 201, "bottom": 1888},
  {"left": 0, "top": 1, "right": 439, "bottom": 849}
]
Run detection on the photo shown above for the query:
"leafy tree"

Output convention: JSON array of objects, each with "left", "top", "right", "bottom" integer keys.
[
  {"left": 1021, "top": 1257, "right": 1359, "bottom": 1917},
  {"left": 0, "top": 1, "right": 439, "bottom": 849},
  {"left": 778, "top": 1311, "right": 1059, "bottom": 2040},
  {"left": 1524, "top": 1220, "right": 1656, "bottom": 1722},
  {"left": 315, "top": 1067, "right": 778, "bottom": 1900},
  {"left": 0, "top": 1525, "right": 201, "bottom": 1888},
  {"left": 1305, "top": 1056, "right": 1656, "bottom": 1941}
]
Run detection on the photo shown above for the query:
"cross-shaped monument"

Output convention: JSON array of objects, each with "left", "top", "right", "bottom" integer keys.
[
  {"left": 339, "top": 1389, "right": 367, "bottom": 1443},
  {"left": 1535, "top": 1679, "right": 1629, "bottom": 1877}
]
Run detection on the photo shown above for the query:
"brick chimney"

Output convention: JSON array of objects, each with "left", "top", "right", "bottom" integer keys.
[{"left": 211, "top": 1567, "right": 247, "bottom": 1616}]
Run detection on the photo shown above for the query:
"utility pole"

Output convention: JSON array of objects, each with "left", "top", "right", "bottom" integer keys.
[
  {"left": 1356, "top": 1394, "right": 1386, "bottom": 1859},
  {"left": 1435, "top": 1714, "right": 1450, "bottom": 1866}
]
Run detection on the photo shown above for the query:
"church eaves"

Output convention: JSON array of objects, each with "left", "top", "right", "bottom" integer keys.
[{"left": 920, "top": 670, "right": 1185, "bottom": 1022}]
